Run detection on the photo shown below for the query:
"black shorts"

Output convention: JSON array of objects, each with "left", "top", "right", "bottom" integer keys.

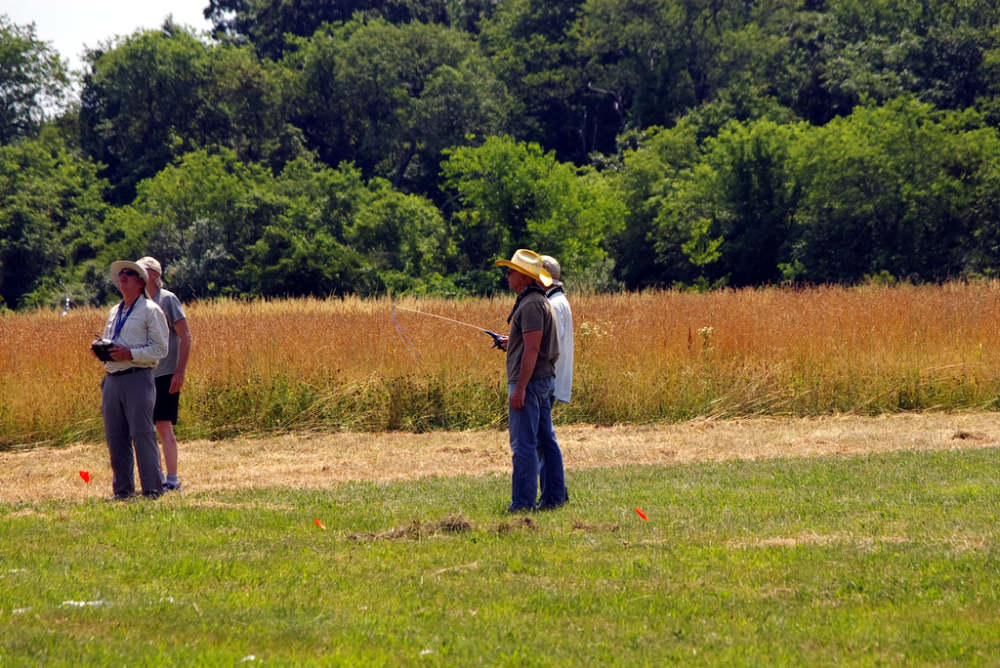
[{"left": 153, "top": 374, "right": 180, "bottom": 424}]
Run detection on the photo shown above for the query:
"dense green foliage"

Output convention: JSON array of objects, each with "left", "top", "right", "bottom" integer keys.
[
  {"left": 0, "top": 132, "right": 110, "bottom": 308},
  {"left": 620, "top": 100, "right": 1000, "bottom": 287},
  {"left": 98, "top": 149, "right": 453, "bottom": 300},
  {"left": 4, "top": 0, "right": 1000, "bottom": 309},
  {"left": 2, "top": 448, "right": 999, "bottom": 664},
  {"left": 0, "top": 16, "right": 69, "bottom": 144}
]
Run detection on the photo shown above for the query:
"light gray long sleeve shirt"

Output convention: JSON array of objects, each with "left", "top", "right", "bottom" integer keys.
[
  {"left": 547, "top": 289, "right": 574, "bottom": 403},
  {"left": 102, "top": 296, "right": 169, "bottom": 373}
]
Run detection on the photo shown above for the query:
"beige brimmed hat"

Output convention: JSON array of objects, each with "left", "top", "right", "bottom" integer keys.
[
  {"left": 136, "top": 256, "right": 164, "bottom": 287},
  {"left": 109, "top": 260, "right": 148, "bottom": 285},
  {"left": 540, "top": 255, "right": 563, "bottom": 287},
  {"left": 495, "top": 249, "right": 553, "bottom": 287},
  {"left": 136, "top": 256, "right": 162, "bottom": 275}
]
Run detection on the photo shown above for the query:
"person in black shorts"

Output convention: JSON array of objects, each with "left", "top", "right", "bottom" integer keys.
[{"left": 137, "top": 257, "right": 192, "bottom": 492}]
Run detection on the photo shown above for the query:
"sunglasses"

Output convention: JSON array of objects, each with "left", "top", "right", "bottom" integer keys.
[{"left": 118, "top": 269, "right": 139, "bottom": 278}]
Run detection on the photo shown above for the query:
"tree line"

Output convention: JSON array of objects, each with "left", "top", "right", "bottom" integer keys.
[{"left": 2, "top": 0, "right": 1000, "bottom": 309}]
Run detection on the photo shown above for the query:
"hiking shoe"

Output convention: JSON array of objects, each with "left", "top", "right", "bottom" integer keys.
[
  {"left": 537, "top": 490, "right": 569, "bottom": 511},
  {"left": 536, "top": 500, "right": 567, "bottom": 511},
  {"left": 162, "top": 481, "right": 182, "bottom": 493}
]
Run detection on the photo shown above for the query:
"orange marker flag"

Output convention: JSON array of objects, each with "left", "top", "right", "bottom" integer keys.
[
  {"left": 635, "top": 507, "right": 648, "bottom": 521},
  {"left": 314, "top": 519, "right": 326, "bottom": 530},
  {"left": 79, "top": 470, "right": 90, "bottom": 483}
]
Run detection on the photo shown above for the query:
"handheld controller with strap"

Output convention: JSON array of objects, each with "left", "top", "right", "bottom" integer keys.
[{"left": 485, "top": 330, "right": 505, "bottom": 351}]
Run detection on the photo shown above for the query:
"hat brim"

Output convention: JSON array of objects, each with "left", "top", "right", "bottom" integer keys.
[
  {"left": 495, "top": 260, "right": 553, "bottom": 287},
  {"left": 136, "top": 256, "right": 162, "bottom": 276},
  {"left": 110, "top": 261, "right": 149, "bottom": 285}
]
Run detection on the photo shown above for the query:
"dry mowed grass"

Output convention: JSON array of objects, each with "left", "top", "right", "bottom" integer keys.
[{"left": 2, "top": 412, "right": 996, "bottom": 503}]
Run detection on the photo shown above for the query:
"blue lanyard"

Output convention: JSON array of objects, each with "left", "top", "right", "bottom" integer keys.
[{"left": 110, "top": 300, "right": 137, "bottom": 342}]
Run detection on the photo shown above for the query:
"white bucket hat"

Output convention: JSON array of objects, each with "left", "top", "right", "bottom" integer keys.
[{"left": 109, "top": 260, "right": 148, "bottom": 285}]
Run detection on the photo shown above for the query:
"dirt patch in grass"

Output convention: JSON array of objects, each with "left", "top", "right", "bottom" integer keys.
[
  {"left": 349, "top": 515, "right": 476, "bottom": 541},
  {"left": 492, "top": 516, "right": 538, "bottom": 535},
  {"left": 1, "top": 412, "right": 998, "bottom": 503},
  {"left": 952, "top": 430, "right": 989, "bottom": 440}
]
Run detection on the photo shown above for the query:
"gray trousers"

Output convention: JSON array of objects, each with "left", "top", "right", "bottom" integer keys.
[{"left": 101, "top": 369, "right": 163, "bottom": 497}]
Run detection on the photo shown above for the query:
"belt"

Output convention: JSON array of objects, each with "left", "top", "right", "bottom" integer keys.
[{"left": 107, "top": 367, "right": 147, "bottom": 377}]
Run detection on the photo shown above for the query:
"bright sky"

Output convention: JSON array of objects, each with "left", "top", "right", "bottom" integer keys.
[{"left": 0, "top": 0, "right": 214, "bottom": 74}]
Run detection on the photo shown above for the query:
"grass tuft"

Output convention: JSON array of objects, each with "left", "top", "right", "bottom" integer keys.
[
  {"left": 571, "top": 520, "right": 621, "bottom": 533},
  {"left": 349, "top": 514, "right": 477, "bottom": 541}
]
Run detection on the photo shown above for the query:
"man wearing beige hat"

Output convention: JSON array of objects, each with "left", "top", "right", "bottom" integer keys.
[
  {"left": 540, "top": 255, "right": 573, "bottom": 403},
  {"left": 137, "top": 256, "right": 192, "bottom": 492},
  {"left": 92, "top": 260, "right": 168, "bottom": 499},
  {"left": 537, "top": 255, "right": 574, "bottom": 504},
  {"left": 495, "top": 249, "right": 568, "bottom": 512}
]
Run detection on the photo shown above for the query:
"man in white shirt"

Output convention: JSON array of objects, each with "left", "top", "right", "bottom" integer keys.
[
  {"left": 93, "top": 260, "right": 169, "bottom": 499},
  {"left": 537, "top": 255, "right": 574, "bottom": 504},
  {"left": 541, "top": 256, "right": 573, "bottom": 404}
]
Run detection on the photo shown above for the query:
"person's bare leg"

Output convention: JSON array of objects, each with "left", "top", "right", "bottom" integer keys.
[{"left": 156, "top": 420, "right": 179, "bottom": 487}]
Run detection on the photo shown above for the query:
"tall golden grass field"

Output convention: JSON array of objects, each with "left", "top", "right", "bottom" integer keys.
[{"left": 2, "top": 283, "right": 999, "bottom": 449}]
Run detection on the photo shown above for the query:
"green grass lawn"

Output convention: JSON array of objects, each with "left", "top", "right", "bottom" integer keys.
[{"left": 2, "top": 447, "right": 998, "bottom": 667}]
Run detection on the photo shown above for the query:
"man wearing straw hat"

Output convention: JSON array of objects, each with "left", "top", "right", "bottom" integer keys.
[
  {"left": 496, "top": 249, "right": 569, "bottom": 512},
  {"left": 92, "top": 260, "right": 169, "bottom": 499}
]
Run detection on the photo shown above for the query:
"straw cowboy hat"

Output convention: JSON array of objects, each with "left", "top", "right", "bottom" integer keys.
[
  {"left": 109, "top": 260, "right": 149, "bottom": 285},
  {"left": 495, "top": 249, "right": 553, "bottom": 287}
]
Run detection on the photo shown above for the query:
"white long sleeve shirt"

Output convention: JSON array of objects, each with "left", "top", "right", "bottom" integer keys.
[{"left": 547, "top": 288, "right": 574, "bottom": 403}]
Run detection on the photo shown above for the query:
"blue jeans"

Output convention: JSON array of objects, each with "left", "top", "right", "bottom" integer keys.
[
  {"left": 508, "top": 377, "right": 567, "bottom": 510},
  {"left": 538, "top": 394, "right": 568, "bottom": 504}
]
